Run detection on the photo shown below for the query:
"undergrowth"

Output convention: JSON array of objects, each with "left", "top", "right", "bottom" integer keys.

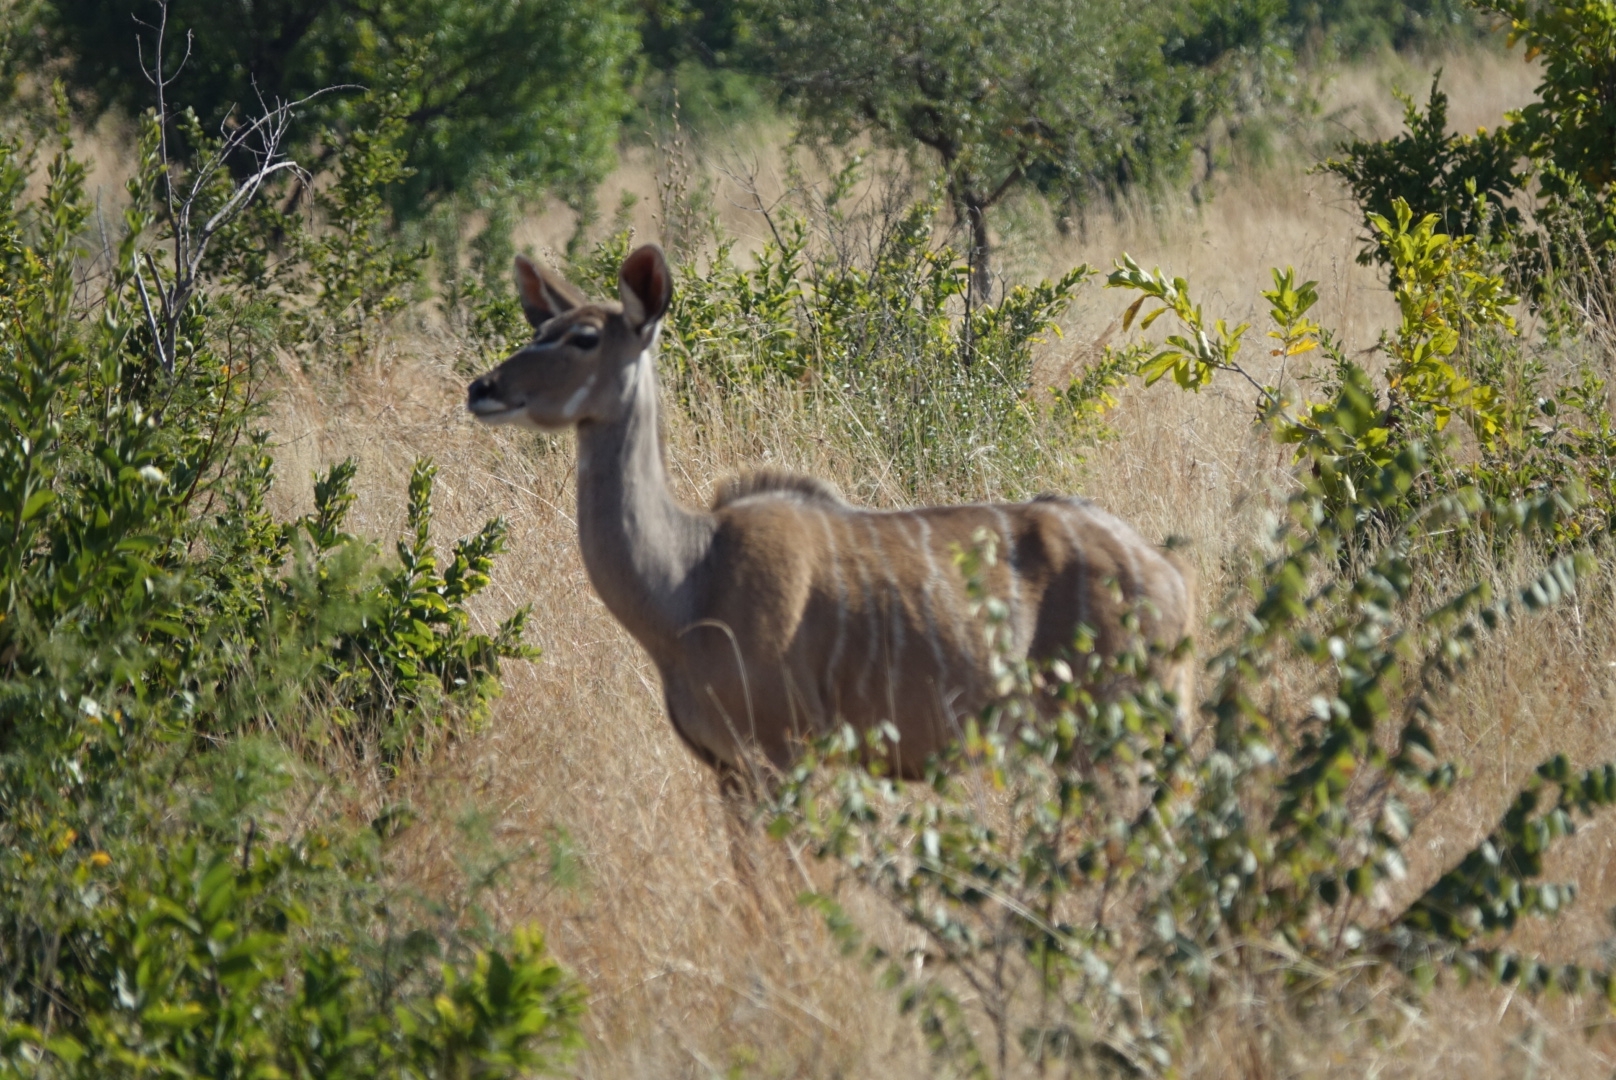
[
  {"left": 0, "top": 108, "right": 567, "bottom": 1079},
  {"left": 767, "top": 183, "right": 1616, "bottom": 1076}
]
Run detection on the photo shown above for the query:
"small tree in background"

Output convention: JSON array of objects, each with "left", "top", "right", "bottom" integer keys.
[{"left": 751, "top": 0, "right": 1286, "bottom": 299}]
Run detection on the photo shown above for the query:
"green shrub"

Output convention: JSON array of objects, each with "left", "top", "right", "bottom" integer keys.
[
  {"left": 1325, "top": 0, "right": 1616, "bottom": 282},
  {"left": 1490, "top": 0, "right": 1616, "bottom": 255},
  {"left": 1108, "top": 198, "right": 1518, "bottom": 538},
  {"left": 295, "top": 111, "right": 431, "bottom": 360},
  {"left": 316, "top": 457, "right": 538, "bottom": 765},
  {"left": 748, "top": 0, "right": 1290, "bottom": 288},
  {"left": 772, "top": 469, "right": 1603, "bottom": 1076},
  {"left": 39, "top": 0, "right": 637, "bottom": 217},
  {"left": 1282, "top": 0, "right": 1484, "bottom": 57},
  {"left": 1320, "top": 74, "right": 1522, "bottom": 270},
  {"left": 769, "top": 204, "right": 1614, "bottom": 1080},
  {"left": 0, "top": 119, "right": 570, "bottom": 1079},
  {"left": 1, "top": 841, "right": 582, "bottom": 1080},
  {"left": 572, "top": 163, "right": 1119, "bottom": 498}
]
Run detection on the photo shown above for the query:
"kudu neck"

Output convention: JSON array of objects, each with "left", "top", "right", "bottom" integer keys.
[{"left": 573, "top": 350, "right": 713, "bottom": 661}]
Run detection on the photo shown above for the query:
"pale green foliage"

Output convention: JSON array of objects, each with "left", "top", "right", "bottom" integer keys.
[
  {"left": 1492, "top": 0, "right": 1616, "bottom": 253},
  {"left": 322, "top": 458, "right": 538, "bottom": 765},
  {"left": 573, "top": 165, "right": 1113, "bottom": 496},
  {"left": 43, "top": 0, "right": 638, "bottom": 215},
  {"left": 1328, "top": 0, "right": 1616, "bottom": 281},
  {"left": 1108, "top": 199, "right": 1520, "bottom": 531},
  {"left": 298, "top": 112, "right": 430, "bottom": 358},
  {"left": 774, "top": 409, "right": 1606, "bottom": 1080},
  {"left": 1373, "top": 199, "right": 1515, "bottom": 443},
  {"left": 774, "top": 196, "right": 1616, "bottom": 1079},
  {"left": 0, "top": 849, "right": 583, "bottom": 1080},
  {"left": 1108, "top": 254, "right": 1255, "bottom": 394},
  {"left": 1321, "top": 75, "right": 1523, "bottom": 271}
]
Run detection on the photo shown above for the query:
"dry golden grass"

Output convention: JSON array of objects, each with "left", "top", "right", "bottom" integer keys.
[{"left": 260, "top": 44, "right": 1616, "bottom": 1078}]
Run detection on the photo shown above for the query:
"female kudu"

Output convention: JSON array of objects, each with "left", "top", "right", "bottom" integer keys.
[{"left": 466, "top": 245, "right": 1196, "bottom": 788}]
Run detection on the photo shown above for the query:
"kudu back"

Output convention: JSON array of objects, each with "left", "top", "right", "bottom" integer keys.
[{"left": 467, "top": 245, "right": 1197, "bottom": 784}]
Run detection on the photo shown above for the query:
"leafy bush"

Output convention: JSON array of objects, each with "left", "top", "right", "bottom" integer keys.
[
  {"left": 1321, "top": 74, "right": 1523, "bottom": 269},
  {"left": 1492, "top": 0, "right": 1616, "bottom": 254},
  {"left": 774, "top": 460, "right": 1599, "bottom": 1077},
  {"left": 0, "top": 118, "right": 569, "bottom": 1078},
  {"left": 2, "top": 842, "right": 582, "bottom": 1080},
  {"left": 1325, "top": 0, "right": 1616, "bottom": 279},
  {"left": 1109, "top": 198, "right": 1518, "bottom": 534},
  {"left": 768, "top": 202, "right": 1616, "bottom": 1080},
  {"left": 572, "top": 163, "right": 1121, "bottom": 498},
  {"left": 1282, "top": 0, "right": 1484, "bottom": 56},
  {"left": 313, "top": 457, "right": 538, "bottom": 765},
  {"left": 295, "top": 113, "right": 432, "bottom": 358}
]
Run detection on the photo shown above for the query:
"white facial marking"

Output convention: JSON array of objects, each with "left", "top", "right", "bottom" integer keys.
[
  {"left": 561, "top": 375, "right": 596, "bottom": 419},
  {"left": 620, "top": 349, "right": 654, "bottom": 405},
  {"left": 471, "top": 406, "right": 528, "bottom": 426}
]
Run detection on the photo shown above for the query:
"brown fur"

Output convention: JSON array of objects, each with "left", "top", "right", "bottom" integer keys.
[
  {"left": 672, "top": 495, "right": 1197, "bottom": 779},
  {"left": 711, "top": 470, "right": 847, "bottom": 510}
]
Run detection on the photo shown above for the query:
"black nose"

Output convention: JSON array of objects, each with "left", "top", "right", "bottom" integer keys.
[{"left": 467, "top": 376, "right": 495, "bottom": 408}]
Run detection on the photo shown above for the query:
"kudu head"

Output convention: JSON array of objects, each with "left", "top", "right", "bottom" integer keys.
[{"left": 466, "top": 244, "right": 672, "bottom": 429}]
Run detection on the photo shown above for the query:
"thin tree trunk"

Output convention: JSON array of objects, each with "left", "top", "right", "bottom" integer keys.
[{"left": 966, "top": 194, "right": 992, "bottom": 304}]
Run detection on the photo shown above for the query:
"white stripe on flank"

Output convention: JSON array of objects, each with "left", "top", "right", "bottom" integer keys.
[
  {"left": 917, "top": 510, "right": 963, "bottom": 662},
  {"left": 1089, "top": 507, "right": 1143, "bottom": 593},
  {"left": 989, "top": 506, "right": 1020, "bottom": 650},
  {"left": 905, "top": 515, "right": 950, "bottom": 676},
  {"left": 817, "top": 508, "right": 848, "bottom": 711},
  {"left": 1166, "top": 548, "right": 1190, "bottom": 621},
  {"left": 850, "top": 515, "right": 880, "bottom": 707},
  {"left": 862, "top": 516, "right": 902, "bottom": 713}
]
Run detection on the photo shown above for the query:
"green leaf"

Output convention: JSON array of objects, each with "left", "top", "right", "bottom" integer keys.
[
  {"left": 20, "top": 487, "right": 54, "bottom": 521},
  {"left": 141, "top": 1002, "right": 207, "bottom": 1029}
]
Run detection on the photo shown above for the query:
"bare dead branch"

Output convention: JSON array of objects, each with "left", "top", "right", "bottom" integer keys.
[{"left": 128, "top": 0, "right": 347, "bottom": 373}]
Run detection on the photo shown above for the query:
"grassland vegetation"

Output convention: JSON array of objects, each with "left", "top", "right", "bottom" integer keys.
[
  {"left": 1325, "top": 0, "right": 1616, "bottom": 287},
  {"left": 5, "top": 0, "right": 1616, "bottom": 1076},
  {"left": 766, "top": 188, "right": 1616, "bottom": 1076}
]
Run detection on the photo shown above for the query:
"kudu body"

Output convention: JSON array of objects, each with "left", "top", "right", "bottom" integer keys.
[{"left": 467, "top": 246, "right": 1196, "bottom": 784}]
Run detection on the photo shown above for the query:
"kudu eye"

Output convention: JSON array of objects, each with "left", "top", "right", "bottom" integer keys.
[{"left": 569, "top": 328, "right": 601, "bottom": 350}]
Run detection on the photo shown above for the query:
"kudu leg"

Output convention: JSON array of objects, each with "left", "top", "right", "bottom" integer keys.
[{"left": 713, "top": 765, "right": 794, "bottom": 934}]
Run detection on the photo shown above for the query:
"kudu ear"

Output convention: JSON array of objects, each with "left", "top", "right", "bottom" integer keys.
[
  {"left": 618, "top": 244, "right": 672, "bottom": 331},
  {"left": 514, "top": 254, "right": 585, "bottom": 330}
]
